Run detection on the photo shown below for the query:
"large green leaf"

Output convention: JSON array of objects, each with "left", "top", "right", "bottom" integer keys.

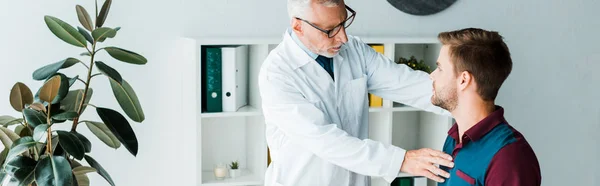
[
  {"left": 0, "top": 116, "right": 23, "bottom": 127},
  {"left": 72, "top": 132, "right": 91, "bottom": 153},
  {"left": 52, "top": 111, "right": 78, "bottom": 121},
  {"left": 32, "top": 58, "right": 80, "bottom": 81},
  {"left": 96, "top": 107, "right": 137, "bottom": 156},
  {"left": 0, "top": 126, "right": 20, "bottom": 149},
  {"left": 33, "top": 124, "right": 49, "bottom": 142},
  {"left": 57, "top": 131, "right": 85, "bottom": 160},
  {"left": 39, "top": 74, "right": 70, "bottom": 104},
  {"left": 61, "top": 89, "right": 93, "bottom": 114},
  {"left": 96, "top": 0, "right": 112, "bottom": 28},
  {"left": 95, "top": 61, "right": 122, "bottom": 83},
  {"left": 44, "top": 16, "right": 87, "bottom": 48},
  {"left": 84, "top": 121, "right": 120, "bottom": 149},
  {"left": 92, "top": 27, "right": 116, "bottom": 42},
  {"left": 35, "top": 155, "right": 73, "bottom": 186},
  {"left": 76, "top": 5, "right": 94, "bottom": 32},
  {"left": 104, "top": 47, "right": 147, "bottom": 65},
  {"left": 78, "top": 27, "right": 94, "bottom": 44},
  {"left": 110, "top": 79, "right": 144, "bottom": 122},
  {"left": 10, "top": 82, "right": 34, "bottom": 112},
  {"left": 5, "top": 156, "right": 36, "bottom": 185},
  {"left": 5, "top": 137, "right": 37, "bottom": 164},
  {"left": 84, "top": 155, "right": 114, "bottom": 186},
  {"left": 23, "top": 109, "right": 46, "bottom": 128}
]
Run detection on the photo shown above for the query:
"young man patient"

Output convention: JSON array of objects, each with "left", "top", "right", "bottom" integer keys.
[{"left": 430, "top": 28, "right": 542, "bottom": 186}]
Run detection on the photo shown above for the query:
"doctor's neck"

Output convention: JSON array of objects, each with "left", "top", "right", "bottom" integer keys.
[{"left": 451, "top": 93, "right": 496, "bottom": 143}]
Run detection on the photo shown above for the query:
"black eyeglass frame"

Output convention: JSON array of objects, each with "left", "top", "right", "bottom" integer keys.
[{"left": 295, "top": 5, "right": 356, "bottom": 38}]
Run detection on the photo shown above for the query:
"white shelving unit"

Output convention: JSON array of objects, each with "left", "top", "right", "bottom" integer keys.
[{"left": 191, "top": 36, "right": 453, "bottom": 186}]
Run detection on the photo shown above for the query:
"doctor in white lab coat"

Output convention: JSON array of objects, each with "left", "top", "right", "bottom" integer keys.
[{"left": 258, "top": 0, "right": 454, "bottom": 185}]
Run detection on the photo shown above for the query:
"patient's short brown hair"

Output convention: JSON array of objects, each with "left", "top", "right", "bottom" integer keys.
[{"left": 438, "top": 28, "right": 513, "bottom": 101}]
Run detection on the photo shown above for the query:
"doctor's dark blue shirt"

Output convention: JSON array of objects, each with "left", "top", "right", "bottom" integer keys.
[{"left": 438, "top": 106, "right": 541, "bottom": 186}]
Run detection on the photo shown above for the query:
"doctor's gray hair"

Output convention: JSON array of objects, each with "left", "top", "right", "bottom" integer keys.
[{"left": 288, "top": 0, "right": 343, "bottom": 19}]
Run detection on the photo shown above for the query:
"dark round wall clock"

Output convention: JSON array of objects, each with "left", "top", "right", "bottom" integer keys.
[{"left": 386, "top": 0, "right": 457, "bottom": 16}]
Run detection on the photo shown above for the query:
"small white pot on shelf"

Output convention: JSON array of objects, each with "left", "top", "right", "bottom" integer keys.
[{"left": 229, "top": 169, "right": 241, "bottom": 178}]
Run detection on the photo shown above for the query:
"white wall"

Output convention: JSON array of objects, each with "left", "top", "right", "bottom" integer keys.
[
  {"left": 183, "top": 0, "right": 599, "bottom": 186},
  {"left": 1, "top": 0, "right": 598, "bottom": 186},
  {"left": 0, "top": 0, "right": 196, "bottom": 186}
]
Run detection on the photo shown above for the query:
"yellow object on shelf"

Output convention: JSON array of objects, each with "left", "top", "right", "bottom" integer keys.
[{"left": 368, "top": 44, "right": 385, "bottom": 107}]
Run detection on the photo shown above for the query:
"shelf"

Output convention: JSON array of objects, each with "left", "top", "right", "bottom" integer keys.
[
  {"left": 202, "top": 104, "right": 420, "bottom": 118},
  {"left": 201, "top": 106, "right": 261, "bottom": 118},
  {"left": 201, "top": 169, "right": 263, "bottom": 186},
  {"left": 397, "top": 172, "right": 417, "bottom": 178},
  {"left": 369, "top": 105, "right": 421, "bottom": 112}
]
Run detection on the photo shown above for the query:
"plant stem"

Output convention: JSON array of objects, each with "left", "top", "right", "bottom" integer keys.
[
  {"left": 21, "top": 112, "right": 28, "bottom": 129},
  {"left": 77, "top": 78, "right": 87, "bottom": 85},
  {"left": 91, "top": 73, "right": 102, "bottom": 78},
  {"left": 84, "top": 103, "right": 97, "bottom": 108},
  {"left": 95, "top": 47, "right": 105, "bottom": 53},
  {"left": 79, "top": 61, "right": 90, "bottom": 69},
  {"left": 72, "top": 41, "right": 97, "bottom": 132},
  {"left": 46, "top": 104, "right": 52, "bottom": 155}
]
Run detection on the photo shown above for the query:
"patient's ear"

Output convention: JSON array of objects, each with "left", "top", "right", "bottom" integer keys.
[
  {"left": 292, "top": 19, "right": 303, "bottom": 36},
  {"left": 458, "top": 71, "right": 472, "bottom": 91}
]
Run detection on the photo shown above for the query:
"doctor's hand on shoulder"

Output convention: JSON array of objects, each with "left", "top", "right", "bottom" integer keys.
[{"left": 401, "top": 148, "right": 454, "bottom": 183}]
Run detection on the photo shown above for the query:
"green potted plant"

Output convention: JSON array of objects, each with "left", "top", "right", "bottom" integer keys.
[
  {"left": 229, "top": 161, "right": 240, "bottom": 178},
  {"left": 396, "top": 56, "right": 432, "bottom": 73},
  {"left": 0, "top": 0, "right": 147, "bottom": 185}
]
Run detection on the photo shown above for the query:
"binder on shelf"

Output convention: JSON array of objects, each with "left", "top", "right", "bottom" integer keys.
[
  {"left": 222, "top": 45, "right": 249, "bottom": 112},
  {"left": 391, "top": 177, "right": 427, "bottom": 186},
  {"left": 391, "top": 177, "right": 412, "bottom": 186},
  {"left": 368, "top": 44, "right": 385, "bottom": 107},
  {"left": 204, "top": 47, "right": 223, "bottom": 112}
]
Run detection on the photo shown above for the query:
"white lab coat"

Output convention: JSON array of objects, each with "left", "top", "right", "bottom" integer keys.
[{"left": 258, "top": 30, "right": 448, "bottom": 186}]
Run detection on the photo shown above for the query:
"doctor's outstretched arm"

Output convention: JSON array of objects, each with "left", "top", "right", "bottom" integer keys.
[
  {"left": 258, "top": 68, "right": 452, "bottom": 183},
  {"left": 260, "top": 69, "right": 405, "bottom": 183},
  {"left": 357, "top": 41, "right": 451, "bottom": 117}
]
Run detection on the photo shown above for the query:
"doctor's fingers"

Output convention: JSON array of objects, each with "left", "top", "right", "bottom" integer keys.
[
  {"left": 424, "top": 148, "right": 453, "bottom": 161},
  {"left": 420, "top": 167, "right": 445, "bottom": 183},
  {"left": 424, "top": 156, "right": 454, "bottom": 168},
  {"left": 425, "top": 164, "right": 450, "bottom": 179}
]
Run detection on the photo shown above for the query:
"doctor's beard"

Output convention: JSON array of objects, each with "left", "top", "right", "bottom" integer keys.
[
  {"left": 431, "top": 83, "right": 458, "bottom": 111},
  {"left": 309, "top": 43, "right": 345, "bottom": 58}
]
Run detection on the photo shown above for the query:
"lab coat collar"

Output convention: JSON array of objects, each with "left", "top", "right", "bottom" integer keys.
[{"left": 282, "top": 29, "right": 346, "bottom": 70}]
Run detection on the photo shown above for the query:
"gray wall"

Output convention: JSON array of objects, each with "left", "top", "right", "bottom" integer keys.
[{"left": 186, "top": 0, "right": 600, "bottom": 185}]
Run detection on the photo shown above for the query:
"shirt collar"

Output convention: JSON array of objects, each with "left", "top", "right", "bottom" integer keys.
[
  {"left": 289, "top": 29, "right": 319, "bottom": 59},
  {"left": 448, "top": 106, "right": 508, "bottom": 143}
]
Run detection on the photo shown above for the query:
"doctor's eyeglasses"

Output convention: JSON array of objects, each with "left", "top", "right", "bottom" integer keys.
[{"left": 295, "top": 5, "right": 356, "bottom": 38}]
